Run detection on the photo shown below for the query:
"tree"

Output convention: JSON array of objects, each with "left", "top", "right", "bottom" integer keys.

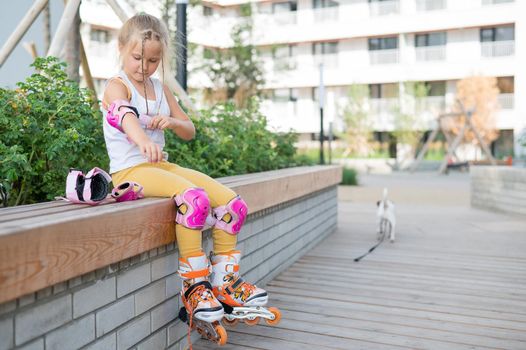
[
  {"left": 198, "top": 4, "right": 265, "bottom": 107},
  {"left": 339, "top": 84, "right": 372, "bottom": 157},
  {"left": 392, "top": 81, "right": 429, "bottom": 160},
  {"left": 447, "top": 76, "right": 500, "bottom": 147}
]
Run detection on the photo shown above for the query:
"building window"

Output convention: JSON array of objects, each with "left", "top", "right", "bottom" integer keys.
[
  {"left": 497, "top": 76, "right": 514, "bottom": 93},
  {"left": 313, "top": 0, "right": 339, "bottom": 9},
  {"left": 203, "top": 6, "right": 214, "bottom": 16},
  {"left": 273, "top": 44, "right": 296, "bottom": 59},
  {"left": 273, "top": 1, "right": 298, "bottom": 12},
  {"left": 369, "top": 83, "right": 399, "bottom": 98},
  {"left": 313, "top": 42, "right": 338, "bottom": 55},
  {"left": 90, "top": 29, "right": 110, "bottom": 43},
  {"left": 416, "top": 0, "right": 447, "bottom": 11},
  {"left": 368, "top": 0, "right": 400, "bottom": 16},
  {"left": 273, "top": 88, "right": 298, "bottom": 102},
  {"left": 480, "top": 25, "right": 515, "bottom": 57},
  {"left": 482, "top": 0, "right": 514, "bottom": 5},
  {"left": 368, "top": 37, "right": 398, "bottom": 51},
  {"left": 480, "top": 25, "right": 514, "bottom": 42},
  {"left": 273, "top": 45, "right": 297, "bottom": 71},
  {"left": 424, "top": 81, "right": 446, "bottom": 96},
  {"left": 415, "top": 32, "right": 446, "bottom": 47}
]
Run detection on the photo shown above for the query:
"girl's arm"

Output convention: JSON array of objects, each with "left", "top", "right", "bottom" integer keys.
[
  {"left": 103, "top": 80, "right": 163, "bottom": 163},
  {"left": 148, "top": 84, "right": 196, "bottom": 141}
]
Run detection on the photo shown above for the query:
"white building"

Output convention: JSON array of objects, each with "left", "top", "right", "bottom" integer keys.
[
  {"left": 187, "top": 0, "right": 524, "bottom": 158},
  {"left": 76, "top": 0, "right": 524, "bottom": 158}
]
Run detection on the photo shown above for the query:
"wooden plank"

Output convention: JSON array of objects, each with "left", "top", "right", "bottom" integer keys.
[
  {"left": 269, "top": 279, "right": 526, "bottom": 318},
  {"left": 269, "top": 299, "right": 526, "bottom": 342},
  {"left": 277, "top": 269, "right": 526, "bottom": 301},
  {"left": 277, "top": 309, "right": 526, "bottom": 350},
  {"left": 288, "top": 260, "right": 526, "bottom": 292},
  {"left": 205, "top": 331, "right": 339, "bottom": 350},
  {"left": 265, "top": 285, "right": 526, "bottom": 324},
  {"left": 270, "top": 292, "right": 526, "bottom": 333},
  {"left": 294, "top": 257, "right": 526, "bottom": 283},
  {"left": 0, "top": 0, "right": 48, "bottom": 68},
  {"left": 223, "top": 323, "right": 411, "bottom": 350}
]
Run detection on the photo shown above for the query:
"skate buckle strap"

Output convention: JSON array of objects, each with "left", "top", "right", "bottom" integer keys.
[
  {"left": 184, "top": 280, "right": 213, "bottom": 300},
  {"left": 225, "top": 277, "right": 244, "bottom": 295},
  {"left": 225, "top": 263, "right": 239, "bottom": 273},
  {"left": 178, "top": 267, "right": 209, "bottom": 280}
]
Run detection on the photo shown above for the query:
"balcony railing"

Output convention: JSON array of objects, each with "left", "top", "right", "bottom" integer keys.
[
  {"left": 88, "top": 41, "right": 114, "bottom": 57},
  {"left": 256, "top": 11, "right": 297, "bottom": 27},
  {"left": 415, "top": 96, "right": 446, "bottom": 113},
  {"left": 314, "top": 54, "right": 339, "bottom": 69},
  {"left": 273, "top": 11, "right": 298, "bottom": 25},
  {"left": 369, "top": 98, "right": 399, "bottom": 113},
  {"left": 369, "top": 49, "right": 399, "bottom": 65},
  {"left": 313, "top": 6, "right": 339, "bottom": 22},
  {"left": 481, "top": 40, "right": 515, "bottom": 57},
  {"left": 416, "top": 0, "right": 447, "bottom": 11},
  {"left": 415, "top": 46, "right": 446, "bottom": 62},
  {"left": 369, "top": 0, "right": 400, "bottom": 16},
  {"left": 482, "top": 0, "right": 514, "bottom": 5},
  {"left": 498, "top": 93, "right": 514, "bottom": 109},
  {"left": 273, "top": 57, "right": 298, "bottom": 72}
]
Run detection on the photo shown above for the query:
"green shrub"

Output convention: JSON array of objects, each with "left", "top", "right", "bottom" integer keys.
[
  {"left": 166, "top": 99, "right": 312, "bottom": 177},
  {"left": 340, "top": 167, "right": 358, "bottom": 186},
  {"left": 0, "top": 57, "right": 107, "bottom": 206}
]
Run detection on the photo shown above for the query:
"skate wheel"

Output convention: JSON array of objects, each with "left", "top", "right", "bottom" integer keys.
[
  {"left": 215, "top": 324, "right": 228, "bottom": 346},
  {"left": 223, "top": 317, "right": 239, "bottom": 327},
  {"left": 244, "top": 317, "right": 259, "bottom": 326},
  {"left": 265, "top": 307, "right": 281, "bottom": 326}
]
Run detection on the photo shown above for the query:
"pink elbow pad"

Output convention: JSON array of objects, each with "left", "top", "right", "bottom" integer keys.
[{"left": 106, "top": 99, "right": 140, "bottom": 132}]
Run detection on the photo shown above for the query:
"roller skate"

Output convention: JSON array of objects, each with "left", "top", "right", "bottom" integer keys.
[
  {"left": 177, "top": 252, "right": 227, "bottom": 346},
  {"left": 210, "top": 250, "right": 281, "bottom": 327}
]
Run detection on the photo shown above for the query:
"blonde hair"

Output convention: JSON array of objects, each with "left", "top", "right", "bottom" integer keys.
[{"left": 118, "top": 13, "right": 173, "bottom": 114}]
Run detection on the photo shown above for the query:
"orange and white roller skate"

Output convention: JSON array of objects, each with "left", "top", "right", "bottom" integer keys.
[
  {"left": 210, "top": 250, "right": 281, "bottom": 327},
  {"left": 177, "top": 252, "right": 227, "bottom": 346}
]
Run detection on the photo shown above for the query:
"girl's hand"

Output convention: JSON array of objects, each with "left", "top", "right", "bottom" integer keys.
[
  {"left": 148, "top": 115, "right": 179, "bottom": 130},
  {"left": 138, "top": 140, "right": 163, "bottom": 163}
]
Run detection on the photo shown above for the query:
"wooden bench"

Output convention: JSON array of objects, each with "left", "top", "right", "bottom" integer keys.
[{"left": 0, "top": 165, "right": 342, "bottom": 304}]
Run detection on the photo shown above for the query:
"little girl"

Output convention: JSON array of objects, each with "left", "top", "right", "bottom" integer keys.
[{"left": 102, "top": 13, "right": 268, "bottom": 329}]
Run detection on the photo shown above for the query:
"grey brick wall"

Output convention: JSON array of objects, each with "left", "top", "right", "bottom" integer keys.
[
  {"left": 0, "top": 186, "right": 338, "bottom": 350},
  {"left": 471, "top": 166, "right": 526, "bottom": 215}
]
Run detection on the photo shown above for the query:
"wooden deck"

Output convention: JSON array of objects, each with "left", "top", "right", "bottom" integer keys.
[{"left": 195, "top": 177, "right": 526, "bottom": 350}]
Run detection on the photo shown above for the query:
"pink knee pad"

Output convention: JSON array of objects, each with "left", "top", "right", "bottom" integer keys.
[
  {"left": 213, "top": 196, "right": 248, "bottom": 235},
  {"left": 174, "top": 188, "right": 210, "bottom": 230}
]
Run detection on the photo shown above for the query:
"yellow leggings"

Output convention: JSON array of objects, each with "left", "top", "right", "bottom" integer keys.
[{"left": 112, "top": 161, "right": 237, "bottom": 258}]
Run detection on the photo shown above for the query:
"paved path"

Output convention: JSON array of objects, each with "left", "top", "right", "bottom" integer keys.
[{"left": 195, "top": 172, "right": 526, "bottom": 349}]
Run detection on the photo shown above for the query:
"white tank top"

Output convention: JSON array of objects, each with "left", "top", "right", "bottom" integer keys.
[{"left": 102, "top": 71, "right": 171, "bottom": 173}]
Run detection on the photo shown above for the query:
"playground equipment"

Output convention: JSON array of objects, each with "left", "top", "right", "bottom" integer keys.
[{"left": 410, "top": 100, "right": 496, "bottom": 174}]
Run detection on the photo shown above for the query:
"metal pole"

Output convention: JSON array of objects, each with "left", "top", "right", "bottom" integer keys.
[
  {"left": 319, "top": 63, "right": 325, "bottom": 165},
  {"left": 328, "top": 121, "right": 333, "bottom": 164},
  {"left": 176, "top": 0, "right": 188, "bottom": 91}
]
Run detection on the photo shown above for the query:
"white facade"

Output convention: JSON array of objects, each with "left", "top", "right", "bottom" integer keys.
[{"left": 189, "top": 0, "right": 523, "bottom": 157}]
